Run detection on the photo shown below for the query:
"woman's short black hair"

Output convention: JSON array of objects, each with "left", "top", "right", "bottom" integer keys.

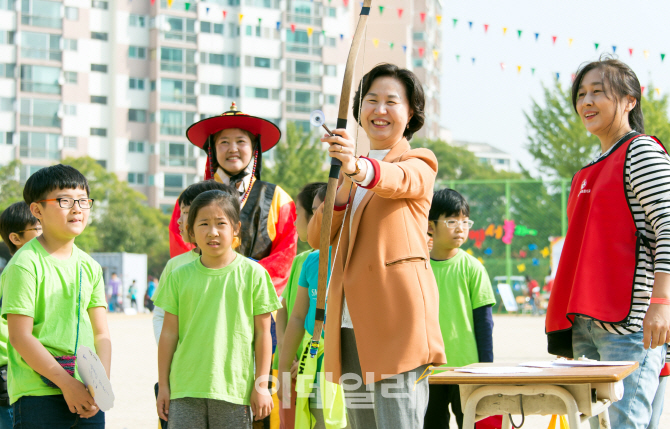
[
  {"left": 23, "top": 164, "right": 89, "bottom": 205},
  {"left": 187, "top": 190, "right": 241, "bottom": 240},
  {"left": 178, "top": 180, "right": 237, "bottom": 207},
  {"left": 0, "top": 202, "right": 39, "bottom": 254},
  {"left": 352, "top": 63, "right": 425, "bottom": 140},
  {"left": 571, "top": 54, "right": 644, "bottom": 134},
  {"left": 429, "top": 189, "right": 470, "bottom": 221},
  {"left": 296, "top": 182, "right": 327, "bottom": 220}
]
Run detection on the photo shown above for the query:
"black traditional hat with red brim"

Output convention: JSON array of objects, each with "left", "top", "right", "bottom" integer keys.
[{"left": 185, "top": 102, "right": 281, "bottom": 153}]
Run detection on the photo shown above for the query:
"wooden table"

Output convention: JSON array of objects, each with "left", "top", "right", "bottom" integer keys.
[{"left": 429, "top": 363, "right": 639, "bottom": 429}]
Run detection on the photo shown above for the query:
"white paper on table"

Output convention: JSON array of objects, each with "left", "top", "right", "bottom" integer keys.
[
  {"left": 551, "top": 358, "right": 636, "bottom": 367},
  {"left": 77, "top": 346, "right": 115, "bottom": 411},
  {"left": 519, "top": 361, "right": 560, "bottom": 368},
  {"left": 454, "top": 367, "right": 543, "bottom": 374}
]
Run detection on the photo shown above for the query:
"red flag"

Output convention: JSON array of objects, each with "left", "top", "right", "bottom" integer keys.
[
  {"left": 420, "top": 12, "right": 426, "bottom": 23},
  {"left": 290, "top": 23, "right": 296, "bottom": 33},
  {"left": 629, "top": 48, "right": 633, "bottom": 57},
  {"left": 397, "top": 8, "right": 403, "bottom": 18},
  {"left": 484, "top": 24, "right": 489, "bottom": 33},
  {"left": 418, "top": 47, "right": 425, "bottom": 57},
  {"left": 151, "top": 0, "right": 155, "bottom": 4},
  {"left": 500, "top": 62, "right": 505, "bottom": 70},
  {"left": 641, "top": 86, "right": 646, "bottom": 94},
  {"left": 552, "top": 36, "right": 557, "bottom": 44},
  {"left": 571, "top": 73, "right": 576, "bottom": 82},
  {"left": 343, "top": 0, "right": 349, "bottom": 6},
  {"left": 222, "top": 10, "right": 227, "bottom": 18}
]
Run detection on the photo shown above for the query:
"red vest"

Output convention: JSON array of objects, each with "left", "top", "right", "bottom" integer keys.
[{"left": 546, "top": 135, "right": 665, "bottom": 334}]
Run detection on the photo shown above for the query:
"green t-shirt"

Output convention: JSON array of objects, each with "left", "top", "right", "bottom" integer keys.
[
  {"left": 272, "top": 250, "right": 312, "bottom": 370},
  {"left": 153, "top": 254, "right": 282, "bottom": 405},
  {"left": 0, "top": 271, "right": 8, "bottom": 368},
  {"left": 153, "top": 249, "right": 200, "bottom": 299},
  {"left": 0, "top": 239, "right": 107, "bottom": 404},
  {"left": 431, "top": 250, "right": 496, "bottom": 368}
]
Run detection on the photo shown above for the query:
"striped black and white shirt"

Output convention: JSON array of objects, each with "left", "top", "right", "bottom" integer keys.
[{"left": 588, "top": 132, "right": 670, "bottom": 335}]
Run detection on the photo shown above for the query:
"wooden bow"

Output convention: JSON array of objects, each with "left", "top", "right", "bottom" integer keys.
[{"left": 310, "top": 0, "right": 372, "bottom": 358}]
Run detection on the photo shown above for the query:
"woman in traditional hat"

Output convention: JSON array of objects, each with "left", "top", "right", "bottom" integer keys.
[{"left": 168, "top": 103, "right": 298, "bottom": 294}]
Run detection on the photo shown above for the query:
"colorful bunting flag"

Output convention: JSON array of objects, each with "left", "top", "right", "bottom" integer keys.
[
  {"left": 517, "top": 65, "right": 522, "bottom": 74},
  {"left": 307, "top": 27, "right": 313, "bottom": 37},
  {"left": 571, "top": 73, "right": 576, "bottom": 82},
  {"left": 343, "top": 0, "right": 348, "bottom": 6},
  {"left": 206, "top": 6, "right": 210, "bottom": 13},
  {"left": 436, "top": 15, "right": 442, "bottom": 24},
  {"left": 641, "top": 86, "right": 646, "bottom": 94},
  {"left": 552, "top": 36, "right": 557, "bottom": 45},
  {"left": 151, "top": 0, "right": 155, "bottom": 4},
  {"left": 662, "top": 53, "right": 666, "bottom": 62},
  {"left": 452, "top": 18, "right": 457, "bottom": 27},
  {"left": 468, "top": 21, "right": 473, "bottom": 29},
  {"left": 340, "top": 33, "right": 344, "bottom": 40},
  {"left": 290, "top": 23, "right": 296, "bottom": 33},
  {"left": 167, "top": 0, "right": 173, "bottom": 7},
  {"left": 402, "top": 45, "right": 407, "bottom": 53},
  {"left": 184, "top": 2, "right": 190, "bottom": 10},
  {"left": 379, "top": 5, "right": 384, "bottom": 15},
  {"left": 276, "top": 21, "right": 280, "bottom": 30},
  {"left": 594, "top": 43, "right": 599, "bottom": 50},
  {"left": 258, "top": 18, "right": 262, "bottom": 24},
  {"left": 568, "top": 38, "right": 573, "bottom": 47},
  {"left": 644, "top": 50, "right": 649, "bottom": 59},
  {"left": 238, "top": 13, "right": 243, "bottom": 23},
  {"left": 372, "top": 38, "right": 379, "bottom": 47},
  {"left": 517, "top": 30, "right": 522, "bottom": 38},
  {"left": 484, "top": 24, "right": 489, "bottom": 33},
  {"left": 223, "top": 10, "right": 227, "bottom": 19},
  {"left": 629, "top": 48, "right": 633, "bottom": 57},
  {"left": 657, "top": 88, "right": 662, "bottom": 95},
  {"left": 531, "top": 68, "right": 536, "bottom": 75},
  {"left": 502, "top": 27, "right": 508, "bottom": 35},
  {"left": 500, "top": 62, "right": 505, "bottom": 71},
  {"left": 534, "top": 33, "right": 539, "bottom": 41},
  {"left": 455, "top": 54, "right": 460, "bottom": 62},
  {"left": 397, "top": 8, "right": 403, "bottom": 18},
  {"left": 471, "top": 57, "right": 475, "bottom": 64},
  {"left": 420, "top": 12, "right": 426, "bottom": 23},
  {"left": 389, "top": 42, "right": 394, "bottom": 49},
  {"left": 433, "top": 50, "right": 439, "bottom": 60},
  {"left": 418, "top": 47, "right": 425, "bottom": 57},
  {"left": 555, "top": 72, "right": 560, "bottom": 80},
  {"left": 612, "top": 45, "right": 617, "bottom": 53}
]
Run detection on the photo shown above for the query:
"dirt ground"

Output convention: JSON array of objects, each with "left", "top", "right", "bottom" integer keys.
[{"left": 104, "top": 313, "right": 670, "bottom": 428}]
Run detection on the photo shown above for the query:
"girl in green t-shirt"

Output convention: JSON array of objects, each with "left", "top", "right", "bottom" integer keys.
[{"left": 155, "top": 189, "right": 281, "bottom": 428}]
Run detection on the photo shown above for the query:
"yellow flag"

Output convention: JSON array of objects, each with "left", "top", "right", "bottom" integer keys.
[
  {"left": 517, "top": 65, "right": 522, "bottom": 74},
  {"left": 436, "top": 15, "right": 442, "bottom": 24},
  {"left": 517, "top": 263, "right": 526, "bottom": 273},
  {"left": 433, "top": 50, "right": 439, "bottom": 60},
  {"left": 372, "top": 38, "right": 379, "bottom": 47},
  {"left": 644, "top": 50, "right": 650, "bottom": 59},
  {"left": 656, "top": 88, "right": 661, "bottom": 95},
  {"left": 568, "top": 38, "right": 573, "bottom": 47},
  {"left": 238, "top": 14, "right": 243, "bottom": 23},
  {"left": 502, "top": 27, "right": 507, "bottom": 35},
  {"left": 307, "top": 27, "right": 313, "bottom": 37},
  {"left": 167, "top": 0, "right": 173, "bottom": 7}
]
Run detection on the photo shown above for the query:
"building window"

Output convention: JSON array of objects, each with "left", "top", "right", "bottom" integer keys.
[
  {"left": 20, "top": 65, "right": 60, "bottom": 94},
  {"left": 325, "top": 65, "right": 337, "bottom": 76},
  {"left": 413, "top": 32, "right": 425, "bottom": 41},
  {"left": 164, "top": 174, "right": 184, "bottom": 196},
  {"left": 90, "top": 96, "right": 107, "bottom": 105},
  {"left": 64, "top": 71, "right": 77, "bottom": 84},
  {"left": 91, "top": 64, "right": 108, "bottom": 73},
  {"left": 129, "top": 78, "right": 145, "bottom": 90},
  {"left": 128, "top": 140, "right": 145, "bottom": 153},
  {"left": 129, "top": 14, "right": 146, "bottom": 27},
  {"left": 0, "top": 64, "right": 15, "bottom": 78},
  {"left": 201, "top": 84, "right": 238, "bottom": 97},
  {"left": 127, "top": 172, "right": 145, "bottom": 185},
  {"left": 0, "top": 0, "right": 16, "bottom": 11},
  {"left": 413, "top": 59, "right": 423, "bottom": 68},
  {"left": 2, "top": 132, "right": 14, "bottom": 146},
  {"left": 160, "top": 79, "right": 197, "bottom": 105},
  {"left": 91, "top": 32, "right": 108, "bottom": 41},
  {"left": 21, "top": 0, "right": 62, "bottom": 29},
  {"left": 64, "top": 104, "right": 76, "bottom": 115},
  {"left": 160, "top": 47, "right": 197, "bottom": 75},
  {"left": 63, "top": 136, "right": 77, "bottom": 148},
  {"left": 65, "top": 6, "right": 78, "bottom": 20},
  {"left": 325, "top": 7, "right": 336, "bottom": 17},
  {"left": 254, "top": 57, "right": 270, "bottom": 68},
  {"left": 324, "top": 37, "right": 336, "bottom": 47},
  {"left": 161, "top": 17, "right": 196, "bottom": 43},
  {"left": 90, "top": 128, "right": 107, "bottom": 137},
  {"left": 160, "top": 142, "right": 196, "bottom": 167},
  {"left": 0, "top": 97, "right": 13, "bottom": 111},
  {"left": 245, "top": 87, "right": 279, "bottom": 100},
  {"left": 326, "top": 95, "right": 336, "bottom": 104},
  {"left": 200, "top": 22, "right": 224, "bottom": 34},
  {"left": 20, "top": 132, "right": 60, "bottom": 159},
  {"left": 20, "top": 32, "right": 61, "bottom": 61},
  {"left": 0, "top": 31, "right": 15, "bottom": 45},
  {"left": 63, "top": 39, "right": 78, "bottom": 51},
  {"left": 201, "top": 53, "right": 239, "bottom": 68},
  {"left": 128, "top": 46, "right": 147, "bottom": 59},
  {"left": 128, "top": 109, "right": 147, "bottom": 122},
  {"left": 91, "top": 0, "right": 108, "bottom": 9},
  {"left": 160, "top": 110, "right": 196, "bottom": 136}
]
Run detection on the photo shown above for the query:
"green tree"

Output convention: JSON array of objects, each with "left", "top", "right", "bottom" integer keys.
[
  {"left": 526, "top": 83, "right": 670, "bottom": 179},
  {"left": 264, "top": 122, "right": 329, "bottom": 199},
  {"left": 0, "top": 160, "right": 23, "bottom": 212}
]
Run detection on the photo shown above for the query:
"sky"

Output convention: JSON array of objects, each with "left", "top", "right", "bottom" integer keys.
[{"left": 439, "top": 0, "right": 670, "bottom": 173}]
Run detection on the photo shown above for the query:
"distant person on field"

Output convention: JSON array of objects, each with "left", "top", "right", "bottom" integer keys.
[{"left": 109, "top": 272, "right": 122, "bottom": 313}]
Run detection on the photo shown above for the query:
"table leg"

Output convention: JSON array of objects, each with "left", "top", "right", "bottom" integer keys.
[
  {"left": 598, "top": 408, "right": 611, "bottom": 429},
  {"left": 501, "top": 414, "right": 512, "bottom": 429}
]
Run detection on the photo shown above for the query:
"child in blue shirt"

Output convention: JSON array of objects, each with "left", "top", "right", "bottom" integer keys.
[{"left": 424, "top": 189, "right": 496, "bottom": 429}]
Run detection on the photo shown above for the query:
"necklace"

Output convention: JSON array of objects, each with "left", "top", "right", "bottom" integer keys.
[{"left": 239, "top": 153, "right": 258, "bottom": 208}]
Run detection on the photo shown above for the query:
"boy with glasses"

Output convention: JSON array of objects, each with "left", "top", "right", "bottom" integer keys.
[
  {"left": 424, "top": 189, "right": 496, "bottom": 429},
  {"left": 1, "top": 164, "right": 110, "bottom": 428}
]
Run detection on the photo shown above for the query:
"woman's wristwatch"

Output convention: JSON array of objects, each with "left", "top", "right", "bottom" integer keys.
[{"left": 344, "top": 157, "right": 362, "bottom": 178}]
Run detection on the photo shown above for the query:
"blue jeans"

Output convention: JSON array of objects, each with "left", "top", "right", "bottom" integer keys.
[
  {"left": 0, "top": 404, "right": 12, "bottom": 429},
  {"left": 648, "top": 375, "right": 667, "bottom": 429},
  {"left": 12, "top": 395, "right": 105, "bottom": 429},
  {"left": 572, "top": 317, "right": 667, "bottom": 429}
]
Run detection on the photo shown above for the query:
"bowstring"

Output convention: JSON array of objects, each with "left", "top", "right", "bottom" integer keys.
[{"left": 324, "top": 15, "right": 369, "bottom": 299}]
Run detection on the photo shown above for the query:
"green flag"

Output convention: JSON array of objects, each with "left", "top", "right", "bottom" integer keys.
[
  {"left": 517, "top": 30, "right": 522, "bottom": 38},
  {"left": 379, "top": 6, "right": 384, "bottom": 14},
  {"left": 389, "top": 42, "right": 394, "bottom": 49},
  {"left": 662, "top": 53, "right": 666, "bottom": 62},
  {"left": 453, "top": 18, "right": 458, "bottom": 27},
  {"left": 531, "top": 68, "right": 536, "bottom": 75},
  {"left": 456, "top": 54, "right": 460, "bottom": 62},
  {"left": 185, "top": 2, "right": 190, "bottom": 10},
  {"left": 595, "top": 43, "right": 599, "bottom": 50}
]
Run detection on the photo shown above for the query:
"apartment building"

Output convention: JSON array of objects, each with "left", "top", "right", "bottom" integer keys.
[{"left": 0, "top": 0, "right": 443, "bottom": 211}]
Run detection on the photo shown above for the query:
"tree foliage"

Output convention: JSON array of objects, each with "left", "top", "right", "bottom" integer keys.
[
  {"left": 0, "top": 160, "right": 23, "bottom": 213},
  {"left": 526, "top": 83, "right": 670, "bottom": 179}
]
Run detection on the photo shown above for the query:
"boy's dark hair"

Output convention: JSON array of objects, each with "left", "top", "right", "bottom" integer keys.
[
  {"left": 352, "top": 63, "right": 425, "bottom": 140},
  {"left": 187, "top": 190, "right": 241, "bottom": 239},
  {"left": 429, "top": 189, "right": 470, "bottom": 220},
  {"left": 297, "top": 182, "right": 327, "bottom": 219},
  {"left": 178, "top": 180, "right": 236, "bottom": 207},
  {"left": 0, "top": 202, "right": 39, "bottom": 255},
  {"left": 23, "top": 164, "right": 90, "bottom": 205},
  {"left": 571, "top": 54, "right": 644, "bottom": 134}
]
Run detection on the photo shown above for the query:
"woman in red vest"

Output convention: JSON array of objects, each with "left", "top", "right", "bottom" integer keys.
[{"left": 546, "top": 57, "right": 670, "bottom": 428}]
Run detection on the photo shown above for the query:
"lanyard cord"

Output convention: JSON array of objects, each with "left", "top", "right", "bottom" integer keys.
[{"left": 74, "top": 264, "right": 82, "bottom": 354}]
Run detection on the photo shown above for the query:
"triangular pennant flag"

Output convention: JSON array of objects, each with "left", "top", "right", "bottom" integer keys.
[
  {"left": 534, "top": 33, "right": 539, "bottom": 41},
  {"left": 661, "top": 53, "right": 666, "bottom": 62},
  {"left": 517, "top": 65, "right": 522, "bottom": 74},
  {"left": 484, "top": 24, "right": 489, "bottom": 33},
  {"left": 531, "top": 68, "right": 536, "bottom": 75},
  {"left": 389, "top": 42, "right": 394, "bottom": 49},
  {"left": 397, "top": 8, "right": 403, "bottom": 18},
  {"left": 420, "top": 12, "right": 426, "bottom": 23},
  {"left": 276, "top": 21, "right": 280, "bottom": 30},
  {"left": 307, "top": 27, "right": 313, "bottom": 37},
  {"left": 372, "top": 38, "right": 379, "bottom": 47},
  {"left": 594, "top": 43, "right": 599, "bottom": 50},
  {"left": 555, "top": 72, "right": 560, "bottom": 80},
  {"left": 568, "top": 38, "right": 573, "bottom": 47},
  {"left": 402, "top": 45, "right": 407, "bottom": 53},
  {"left": 552, "top": 36, "right": 557, "bottom": 45},
  {"left": 502, "top": 27, "right": 507, "bottom": 35},
  {"left": 321, "top": 29, "right": 325, "bottom": 36},
  {"left": 644, "top": 50, "right": 649, "bottom": 59},
  {"left": 184, "top": 2, "right": 190, "bottom": 10},
  {"left": 656, "top": 88, "right": 661, "bottom": 95},
  {"left": 500, "top": 62, "right": 505, "bottom": 71},
  {"left": 378, "top": 5, "right": 384, "bottom": 15},
  {"left": 612, "top": 45, "right": 617, "bottom": 53},
  {"left": 167, "top": 0, "right": 173, "bottom": 7},
  {"left": 468, "top": 21, "right": 473, "bottom": 29},
  {"left": 471, "top": 57, "right": 475, "bottom": 64},
  {"left": 629, "top": 48, "right": 633, "bottom": 57},
  {"left": 340, "top": 33, "right": 344, "bottom": 40},
  {"left": 517, "top": 30, "right": 522, "bottom": 38},
  {"left": 452, "top": 18, "right": 457, "bottom": 27},
  {"left": 151, "top": 0, "right": 155, "bottom": 4},
  {"left": 206, "top": 6, "right": 210, "bottom": 13},
  {"left": 641, "top": 86, "right": 646, "bottom": 94},
  {"left": 238, "top": 13, "right": 243, "bottom": 23},
  {"left": 290, "top": 23, "right": 296, "bottom": 33},
  {"left": 258, "top": 18, "right": 262, "bottom": 24},
  {"left": 343, "top": 0, "right": 348, "bottom": 6},
  {"left": 436, "top": 15, "right": 442, "bottom": 24},
  {"left": 418, "top": 47, "right": 425, "bottom": 57},
  {"left": 222, "top": 10, "right": 227, "bottom": 18},
  {"left": 455, "top": 54, "right": 460, "bottom": 62},
  {"left": 433, "top": 50, "right": 439, "bottom": 61}
]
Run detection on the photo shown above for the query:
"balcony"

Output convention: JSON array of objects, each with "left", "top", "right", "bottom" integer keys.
[
  {"left": 286, "top": 103, "right": 321, "bottom": 113},
  {"left": 160, "top": 125, "right": 187, "bottom": 136},
  {"left": 20, "top": 114, "right": 61, "bottom": 128},
  {"left": 21, "top": 47, "right": 61, "bottom": 62},
  {"left": 19, "top": 147, "right": 60, "bottom": 159},
  {"left": 164, "top": 187, "right": 182, "bottom": 197},
  {"left": 160, "top": 155, "right": 196, "bottom": 167},
  {"left": 160, "top": 94, "right": 197, "bottom": 105},
  {"left": 286, "top": 14, "right": 322, "bottom": 26},
  {"left": 287, "top": 74, "right": 322, "bottom": 85},
  {"left": 286, "top": 44, "right": 322, "bottom": 56},
  {"left": 20, "top": 81, "right": 60, "bottom": 95},
  {"left": 21, "top": 14, "right": 61, "bottom": 29},
  {"left": 161, "top": 31, "right": 197, "bottom": 44},
  {"left": 160, "top": 61, "right": 197, "bottom": 75}
]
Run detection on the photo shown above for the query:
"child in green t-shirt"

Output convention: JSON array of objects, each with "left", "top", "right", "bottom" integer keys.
[
  {"left": 0, "top": 201, "right": 42, "bottom": 425},
  {"left": 1, "top": 165, "right": 110, "bottom": 427},
  {"left": 424, "top": 189, "right": 496, "bottom": 429},
  {"left": 155, "top": 189, "right": 282, "bottom": 428}
]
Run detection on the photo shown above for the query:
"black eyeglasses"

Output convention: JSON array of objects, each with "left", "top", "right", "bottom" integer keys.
[{"left": 37, "top": 198, "right": 94, "bottom": 209}]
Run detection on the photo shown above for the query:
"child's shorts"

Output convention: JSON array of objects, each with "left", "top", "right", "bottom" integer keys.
[{"left": 167, "top": 397, "right": 252, "bottom": 429}]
